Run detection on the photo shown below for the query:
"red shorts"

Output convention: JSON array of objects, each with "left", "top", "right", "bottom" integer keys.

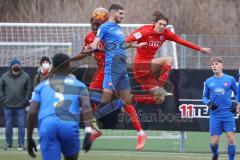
[
  {"left": 133, "top": 62, "right": 159, "bottom": 91},
  {"left": 89, "top": 70, "right": 104, "bottom": 91}
]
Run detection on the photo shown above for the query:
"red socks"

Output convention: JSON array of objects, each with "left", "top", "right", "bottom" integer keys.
[
  {"left": 159, "top": 64, "right": 171, "bottom": 86},
  {"left": 124, "top": 105, "right": 142, "bottom": 132},
  {"left": 132, "top": 94, "right": 156, "bottom": 104}
]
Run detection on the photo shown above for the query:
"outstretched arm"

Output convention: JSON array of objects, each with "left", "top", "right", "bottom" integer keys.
[
  {"left": 125, "top": 42, "right": 147, "bottom": 49},
  {"left": 166, "top": 30, "right": 211, "bottom": 54}
]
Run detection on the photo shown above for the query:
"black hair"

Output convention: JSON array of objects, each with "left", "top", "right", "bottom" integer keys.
[
  {"left": 52, "top": 53, "right": 70, "bottom": 69},
  {"left": 152, "top": 11, "right": 168, "bottom": 24},
  {"left": 40, "top": 56, "right": 51, "bottom": 65},
  {"left": 109, "top": 4, "right": 124, "bottom": 11}
]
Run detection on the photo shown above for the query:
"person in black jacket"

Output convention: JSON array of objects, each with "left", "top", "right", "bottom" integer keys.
[{"left": 0, "top": 58, "right": 32, "bottom": 150}]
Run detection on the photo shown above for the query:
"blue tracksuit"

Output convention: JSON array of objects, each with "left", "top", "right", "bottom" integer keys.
[{"left": 202, "top": 74, "right": 237, "bottom": 135}]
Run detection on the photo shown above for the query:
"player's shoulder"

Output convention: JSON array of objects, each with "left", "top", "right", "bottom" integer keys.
[
  {"left": 137, "top": 24, "right": 153, "bottom": 32},
  {"left": 85, "top": 31, "right": 95, "bottom": 43},
  {"left": 205, "top": 76, "right": 215, "bottom": 83},
  {"left": 223, "top": 74, "right": 236, "bottom": 80},
  {"left": 86, "top": 31, "right": 95, "bottom": 38},
  {"left": 65, "top": 75, "right": 87, "bottom": 88},
  {"left": 99, "top": 21, "right": 111, "bottom": 28},
  {"left": 34, "top": 79, "right": 48, "bottom": 92}
]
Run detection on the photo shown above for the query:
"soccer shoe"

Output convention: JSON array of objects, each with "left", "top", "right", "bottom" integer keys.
[
  {"left": 157, "top": 87, "right": 173, "bottom": 97},
  {"left": 136, "top": 133, "right": 147, "bottom": 151},
  {"left": 163, "top": 81, "right": 174, "bottom": 93},
  {"left": 91, "top": 129, "right": 102, "bottom": 143},
  {"left": 212, "top": 156, "right": 218, "bottom": 160},
  {"left": 91, "top": 117, "right": 100, "bottom": 131}
]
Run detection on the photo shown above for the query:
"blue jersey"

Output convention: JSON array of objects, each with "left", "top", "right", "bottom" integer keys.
[
  {"left": 31, "top": 75, "right": 88, "bottom": 126},
  {"left": 96, "top": 22, "right": 126, "bottom": 74},
  {"left": 202, "top": 74, "right": 237, "bottom": 117}
]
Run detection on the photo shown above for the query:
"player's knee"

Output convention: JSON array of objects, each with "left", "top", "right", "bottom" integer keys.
[
  {"left": 101, "top": 96, "right": 111, "bottom": 104},
  {"left": 227, "top": 137, "right": 235, "bottom": 145},
  {"left": 154, "top": 96, "right": 165, "bottom": 104},
  {"left": 122, "top": 96, "right": 132, "bottom": 105},
  {"left": 165, "top": 57, "right": 172, "bottom": 65}
]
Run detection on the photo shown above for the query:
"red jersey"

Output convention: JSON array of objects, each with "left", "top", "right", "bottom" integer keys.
[
  {"left": 126, "top": 24, "right": 201, "bottom": 63},
  {"left": 84, "top": 31, "right": 105, "bottom": 90},
  {"left": 84, "top": 31, "right": 105, "bottom": 70}
]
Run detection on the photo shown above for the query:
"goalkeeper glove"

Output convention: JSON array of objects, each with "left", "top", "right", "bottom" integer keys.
[
  {"left": 230, "top": 103, "right": 237, "bottom": 113},
  {"left": 27, "top": 138, "right": 37, "bottom": 158},
  {"left": 207, "top": 102, "right": 218, "bottom": 110},
  {"left": 82, "top": 132, "right": 92, "bottom": 153}
]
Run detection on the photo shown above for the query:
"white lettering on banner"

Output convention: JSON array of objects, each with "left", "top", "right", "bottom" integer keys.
[{"left": 179, "top": 104, "right": 239, "bottom": 119}]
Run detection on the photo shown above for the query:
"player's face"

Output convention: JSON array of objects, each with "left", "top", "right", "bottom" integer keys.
[
  {"left": 154, "top": 19, "right": 168, "bottom": 33},
  {"left": 91, "top": 21, "right": 101, "bottom": 34},
  {"left": 211, "top": 62, "right": 223, "bottom": 74},
  {"left": 113, "top": 9, "right": 125, "bottom": 23}
]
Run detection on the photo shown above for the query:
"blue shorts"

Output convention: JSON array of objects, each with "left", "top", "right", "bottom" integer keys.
[
  {"left": 103, "top": 56, "right": 130, "bottom": 91},
  {"left": 209, "top": 115, "right": 236, "bottom": 136},
  {"left": 38, "top": 118, "right": 80, "bottom": 160}
]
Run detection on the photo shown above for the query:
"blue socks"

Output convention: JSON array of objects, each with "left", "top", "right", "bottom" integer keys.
[
  {"left": 210, "top": 144, "right": 219, "bottom": 158},
  {"left": 90, "top": 91, "right": 103, "bottom": 104},
  {"left": 210, "top": 143, "right": 236, "bottom": 160},
  {"left": 228, "top": 144, "right": 236, "bottom": 160},
  {"left": 95, "top": 99, "right": 125, "bottom": 118}
]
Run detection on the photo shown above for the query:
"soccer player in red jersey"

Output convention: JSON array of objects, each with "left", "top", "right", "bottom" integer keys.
[
  {"left": 71, "top": 17, "right": 105, "bottom": 142},
  {"left": 73, "top": 13, "right": 146, "bottom": 150},
  {"left": 126, "top": 11, "right": 211, "bottom": 104}
]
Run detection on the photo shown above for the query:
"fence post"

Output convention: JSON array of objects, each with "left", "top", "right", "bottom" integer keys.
[
  {"left": 179, "top": 131, "right": 186, "bottom": 153},
  {"left": 73, "top": 32, "right": 81, "bottom": 55}
]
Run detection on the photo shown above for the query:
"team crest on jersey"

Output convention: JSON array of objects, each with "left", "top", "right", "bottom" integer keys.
[
  {"left": 133, "top": 32, "right": 142, "bottom": 39},
  {"left": 160, "top": 36, "right": 164, "bottom": 40},
  {"left": 224, "top": 82, "right": 228, "bottom": 86}
]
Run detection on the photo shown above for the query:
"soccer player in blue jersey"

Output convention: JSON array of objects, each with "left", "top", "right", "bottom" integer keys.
[
  {"left": 202, "top": 57, "right": 237, "bottom": 160},
  {"left": 26, "top": 53, "right": 93, "bottom": 160},
  {"left": 89, "top": 4, "right": 147, "bottom": 150}
]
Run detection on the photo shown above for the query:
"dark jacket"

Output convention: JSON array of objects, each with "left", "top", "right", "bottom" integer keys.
[
  {"left": 33, "top": 67, "right": 51, "bottom": 88},
  {"left": 0, "top": 69, "right": 32, "bottom": 108}
]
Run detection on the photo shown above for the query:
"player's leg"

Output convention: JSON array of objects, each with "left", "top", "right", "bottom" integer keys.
[
  {"left": 117, "top": 73, "right": 147, "bottom": 151},
  {"left": 60, "top": 124, "right": 80, "bottom": 160},
  {"left": 151, "top": 57, "right": 172, "bottom": 86},
  {"left": 64, "top": 154, "right": 78, "bottom": 160},
  {"left": 39, "top": 119, "right": 61, "bottom": 160},
  {"left": 210, "top": 116, "right": 222, "bottom": 160},
  {"left": 223, "top": 117, "right": 236, "bottom": 160},
  {"left": 133, "top": 62, "right": 172, "bottom": 105}
]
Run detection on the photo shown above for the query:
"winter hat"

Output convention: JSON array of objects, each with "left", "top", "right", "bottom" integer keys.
[{"left": 10, "top": 58, "right": 21, "bottom": 67}]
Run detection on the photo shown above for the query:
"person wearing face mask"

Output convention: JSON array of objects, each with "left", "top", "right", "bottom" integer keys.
[
  {"left": 0, "top": 58, "right": 32, "bottom": 150},
  {"left": 33, "top": 56, "right": 52, "bottom": 88},
  {"left": 126, "top": 11, "right": 211, "bottom": 104}
]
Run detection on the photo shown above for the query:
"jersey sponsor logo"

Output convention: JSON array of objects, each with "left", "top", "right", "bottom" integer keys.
[
  {"left": 214, "top": 87, "right": 225, "bottom": 94},
  {"left": 133, "top": 32, "right": 142, "bottom": 39},
  {"left": 148, "top": 41, "right": 162, "bottom": 47},
  {"left": 224, "top": 82, "right": 228, "bottom": 86}
]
